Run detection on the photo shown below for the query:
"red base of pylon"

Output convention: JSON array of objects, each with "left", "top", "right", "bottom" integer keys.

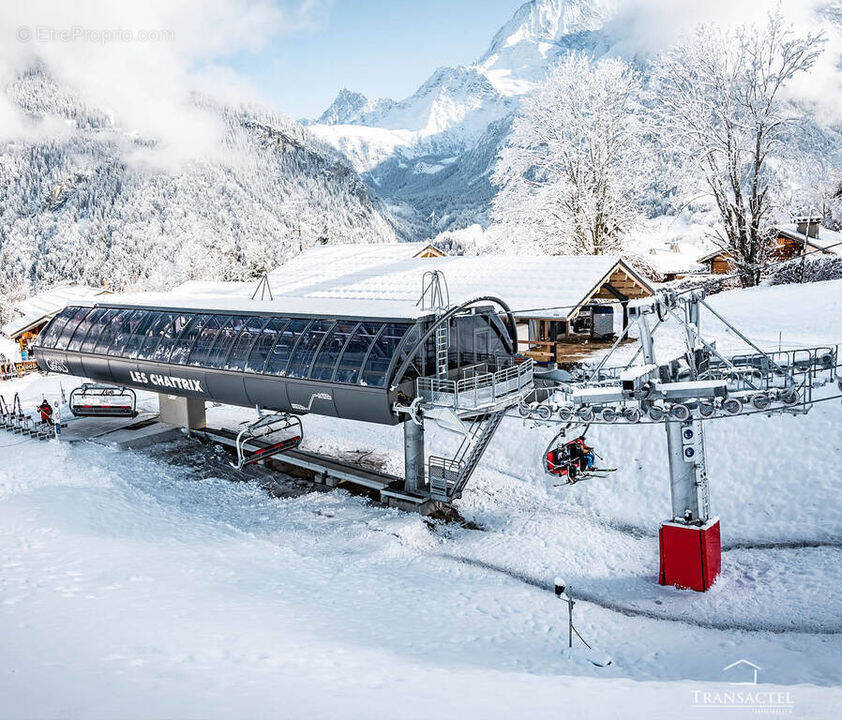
[{"left": 659, "top": 517, "right": 721, "bottom": 591}]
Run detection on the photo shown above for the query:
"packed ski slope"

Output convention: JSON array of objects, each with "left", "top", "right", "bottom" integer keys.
[{"left": 1, "top": 280, "right": 841, "bottom": 718}]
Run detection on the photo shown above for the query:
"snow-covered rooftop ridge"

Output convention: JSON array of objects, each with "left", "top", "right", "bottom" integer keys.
[
  {"left": 267, "top": 250, "right": 642, "bottom": 319},
  {"left": 84, "top": 251, "right": 644, "bottom": 322},
  {"left": 89, "top": 290, "right": 432, "bottom": 321},
  {"left": 2, "top": 284, "right": 111, "bottom": 338}
]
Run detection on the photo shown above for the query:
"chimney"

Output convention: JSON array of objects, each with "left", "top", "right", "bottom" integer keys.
[{"left": 795, "top": 215, "right": 821, "bottom": 239}]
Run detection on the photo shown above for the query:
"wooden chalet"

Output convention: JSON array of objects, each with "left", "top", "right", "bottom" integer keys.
[
  {"left": 512, "top": 257, "right": 653, "bottom": 364},
  {"left": 698, "top": 216, "right": 840, "bottom": 275}
]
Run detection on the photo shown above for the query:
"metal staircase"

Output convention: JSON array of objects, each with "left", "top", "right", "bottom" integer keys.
[{"left": 428, "top": 410, "right": 505, "bottom": 501}]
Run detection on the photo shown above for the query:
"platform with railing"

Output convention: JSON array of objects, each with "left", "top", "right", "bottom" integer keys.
[{"left": 416, "top": 357, "right": 534, "bottom": 415}]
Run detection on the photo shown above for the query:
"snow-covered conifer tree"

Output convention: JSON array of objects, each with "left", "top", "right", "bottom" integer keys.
[
  {"left": 490, "top": 53, "right": 651, "bottom": 255},
  {"left": 651, "top": 11, "right": 825, "bottom": 287}
]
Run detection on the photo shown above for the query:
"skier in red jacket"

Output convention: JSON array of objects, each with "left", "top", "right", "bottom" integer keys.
[{"left": 38, "top": 399, "right": 53, "bottom": 425}]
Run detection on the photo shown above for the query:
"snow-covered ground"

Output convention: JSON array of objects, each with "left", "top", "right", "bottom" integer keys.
[{"left": 2, "top": 281, "right": 841, "bottom": 718}]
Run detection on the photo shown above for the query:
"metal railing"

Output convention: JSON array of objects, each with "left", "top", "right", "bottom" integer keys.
[
  {"left": 702, "top": 345, "right": 837, "bottom": 394},
  {"left": 416, "top": 358, "right": 534, "bottom": 411}
]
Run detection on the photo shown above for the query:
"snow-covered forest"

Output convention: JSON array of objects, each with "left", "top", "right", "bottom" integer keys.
[
  {"left": 2, "top": 0, "right": 840, "bottom": 317},
  {"left": 0, "top": 66, "right": 396, "bottom": 323},
  {"left": 489, "top": 11, "right": 839, "bottom": 285}
]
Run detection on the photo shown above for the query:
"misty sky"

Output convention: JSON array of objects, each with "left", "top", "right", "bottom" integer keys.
[{"left": 226, "top": 0, "right": 520, "bottom": 120}]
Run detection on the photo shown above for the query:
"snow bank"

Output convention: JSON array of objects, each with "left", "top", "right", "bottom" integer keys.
[{"left": 1, "top": 278, "right": 841, "bottom": 717}]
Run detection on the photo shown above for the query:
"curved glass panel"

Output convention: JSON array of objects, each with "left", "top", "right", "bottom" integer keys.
[
  {"left": 37, "top": 306, "right": 76, "bottom": 349},
  {"left": 136, "top": 313, "right": 176, "bottom": 360},
  {"left": 392, "top": 324, "right": 424, "bottom": 382},
  {"left": 287, "top": 320, "right": 334, "bottom": 378},
  {"left": 335, "top": 323, "right": 382, "bottom": 384},
  {"left": 54, "top": 307, "right": 92, "bottom": 350},
  {"left": 169, "top": 314, "right": 209, "bottom": 365},
  {"left": 224, "top": 317, "right": 269, "bottom": 371},
  {"left": 265, "top": 319, "right": 310, "bottom": 376},
  {"left": 150, "top": 314, "right": 192, "bottom": 362},
  {"left": 81, "top": 308, "right": 119, "bottom": 353},
  {"left": 204, "top": 316, "right": 249, "bottom": 369},
  {"left": 245, "top": 317, "right": 289, "bottom": 374},
  {"left": 124, "top": 311, "right": 162, "bottom": 359},
  {"left": 110, "top": 310, "right": 142, "bottom": 355},
  {"left": 187, "top": 314, "right": 231, "bottom": 367},
  {"left": 67, "top": 308, "right": 105, "bottom": 352},
  {"left": 361, "top": 323, "right": 410, "bottom": 387},
  {"left": 93, "top": 309, "right": 130, "bottom": 354},
  {"left": 310, "top": 321, "right": 359, "bottom": 381}
]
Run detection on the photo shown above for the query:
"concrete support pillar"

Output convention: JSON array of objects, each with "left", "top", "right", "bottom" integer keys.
[
  {"left": 403, "top": 419, "right": 425, "bottom": 494},
  {"left": 158, "top": 393, "right": 206, "bottom": 430}
]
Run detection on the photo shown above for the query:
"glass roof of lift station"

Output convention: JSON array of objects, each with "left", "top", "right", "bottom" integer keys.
[{"left": 36, "top": 302, "right": 436, "bottom": 389}]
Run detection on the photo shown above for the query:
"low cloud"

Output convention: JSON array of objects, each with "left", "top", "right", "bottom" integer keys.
[{"left": 0, "top": 0, "right": 331, "bottom": 157}]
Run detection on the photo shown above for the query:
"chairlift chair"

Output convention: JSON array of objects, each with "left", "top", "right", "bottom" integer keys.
[
  {"left": 544, "top": 428, "right": 612, "bottom": 484},
  {"left": 69, "top": 384, "right": 137, "bottom": 418},
  {"left": 230, "top": 413, "right": 303, "bottom": 470}
]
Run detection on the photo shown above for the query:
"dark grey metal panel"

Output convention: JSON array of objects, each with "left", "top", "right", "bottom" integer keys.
[
  {"left": 81, "top": 354, "right": 111, "bottom": 380},
  {"left": 204, "top": 371, "right": 248, "bottom": 406},
  {"left": 64, "top": 352, "right": 87, "bottom": 377},
  {"left": 243, "top": 375, "right": 290, "bottom": 412},
  {"left": 107, "top": 358, "right": 142, "bottom": 387},
  {"left": 332, "top": 385, "right": 394, "bottom": 425},
  {"left": 33, "top": 349, "right": 70, "bottom": 375},
  {"left": 130, "top": 360, "right": 210, "bottom": 399}
]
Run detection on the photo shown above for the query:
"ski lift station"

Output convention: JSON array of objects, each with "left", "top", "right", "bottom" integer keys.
[{"left": 8, "top": 242, "right": 840, "bottom": 594}]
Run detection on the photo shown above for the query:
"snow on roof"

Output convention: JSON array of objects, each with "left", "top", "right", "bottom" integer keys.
[
  {"left": 75, "top": 250, "right": 651, "bottom": 322},
  {"left": 94, "top": 289, "right": 432, "bottom": 320},
  {"left": 776, "top": 224, "right": 842, "bottom": 255},
  {"left": 267, "top": 252, "right": 648, "bottom": 319},
  {"left": 2, "top": 285, "right": 111, "bottom": 338},
  {"left": 266, "top": 242, "right": 442, "bottom": 293},
  {"left": 698, "top": 226, "right": 842, "bottom": 264}
]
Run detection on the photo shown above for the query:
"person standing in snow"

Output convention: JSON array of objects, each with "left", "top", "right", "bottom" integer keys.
[{"left": 38, "top": 399, "right": 53, "bottom": 425}]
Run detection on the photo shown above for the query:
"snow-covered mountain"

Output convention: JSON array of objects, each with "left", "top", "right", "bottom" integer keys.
[
  {"left": 476, "top": 0, "right": 618, "bottom": 94},
  {"left": 0, "top": 64, "right": 396, "bottom": 311},
  {"left": 310, "top": 0, "right": 620, "bottom": 237},
  {"left": 314, "top": 89, "right": 396, "bottom": 127}
]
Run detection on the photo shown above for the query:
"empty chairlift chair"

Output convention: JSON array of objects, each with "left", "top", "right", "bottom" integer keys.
[
  {"left": 69, "top": 383, "right": 137, "bottom": 418},
  {"left": 230, "top": 413, "right": 303, "bottom": 470}
]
